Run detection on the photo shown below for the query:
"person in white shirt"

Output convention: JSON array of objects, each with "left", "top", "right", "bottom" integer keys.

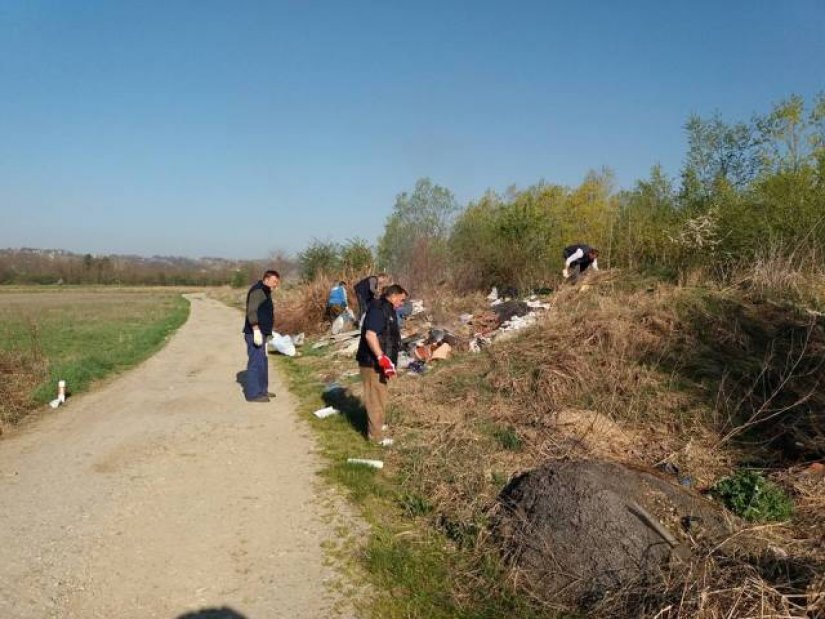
[{"left": 562, "top": 244, "right": 599, "bottom": 281}]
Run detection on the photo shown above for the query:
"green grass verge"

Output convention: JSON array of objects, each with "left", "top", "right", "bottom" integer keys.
[
  {"left": 276, "top": 351, "right": 554, "bottom": 618},
  {"left": 0, "top": 287, "right": 190, "bottom": 409}
]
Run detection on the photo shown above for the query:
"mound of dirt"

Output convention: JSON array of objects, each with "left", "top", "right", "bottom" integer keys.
[{"left": 491, "top": 460, "right": 732, "bottom": 607}]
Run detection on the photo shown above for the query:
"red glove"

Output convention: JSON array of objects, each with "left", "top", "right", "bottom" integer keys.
[{"left": 378, "top": 354, "right": 396, "bottom": 379}]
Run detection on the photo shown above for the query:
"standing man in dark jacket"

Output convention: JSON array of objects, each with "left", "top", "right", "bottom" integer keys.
[
  {"left": 356, "top": 284, "right": 407, "bottom": 445},
  {"left": 242, "top": 270, "right": 280, "bottom": 402},
  {"left": 354, "top": 273, "right": 389, "bottom": 324},
  {"left": 562, "top": 244, "right": 599, "bottom": 281}
]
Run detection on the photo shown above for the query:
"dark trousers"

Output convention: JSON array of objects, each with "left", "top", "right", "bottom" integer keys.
[
  {"left": 357, "top": 294, "right": 369, "bottom": 322},
  {"left": 244, "top": 333, "right": 268, "bottom": 400}
]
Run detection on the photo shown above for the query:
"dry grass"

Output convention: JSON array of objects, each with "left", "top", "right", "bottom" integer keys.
[
  {"left": 0, "top": 344, "right": 48, "bottom": 430},
  {"left": 276, "top": 276, "right": 339, "bottom": 335},
  {"left": 381, "top": 271, "right": 825, "bottom": 617}
]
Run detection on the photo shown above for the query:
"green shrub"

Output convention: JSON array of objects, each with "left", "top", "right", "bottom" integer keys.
[
  {"left": 490, "top": 423, "right": 523, "bottom": 451},
  {"left": 711, "top": 469, "right": 794, "bottom": 522}
]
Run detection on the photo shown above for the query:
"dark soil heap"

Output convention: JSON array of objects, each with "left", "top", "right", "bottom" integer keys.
[{"left": 492, "top": 460, "right": 731, "bottom": 607}]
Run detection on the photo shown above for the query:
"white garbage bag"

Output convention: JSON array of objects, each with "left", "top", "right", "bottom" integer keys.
[{"left": 270, "top": 333, "right": 297, "bottom": 356}]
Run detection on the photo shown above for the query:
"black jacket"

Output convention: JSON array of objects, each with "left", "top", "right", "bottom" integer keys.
[
  {"left": 356, "top": 297, "right": 400, "bottom": 371},
  {"left": 243, "top": 280, "right": 274, "bottom": 335},
  {"left": 354, "top": 276, "right": 378, "bottom": 303},
  {"left": 563, "top": 243, "right": 596, "bottom": 271}
]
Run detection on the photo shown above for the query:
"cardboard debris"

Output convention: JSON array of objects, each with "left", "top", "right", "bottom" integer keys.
[
  {"left": 430, "top": 342, "right": 452, "bottom": 360},
  {"left": 335, "top": 339, "right": 360, "bottom": 356}
]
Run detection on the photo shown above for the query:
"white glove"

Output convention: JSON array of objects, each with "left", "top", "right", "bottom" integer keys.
[
  {"left": 562, "top": 267, "right": 570, "bottom": 279},
  {"left": 252, "top": 328, "right": 263, "bottom": 347}
]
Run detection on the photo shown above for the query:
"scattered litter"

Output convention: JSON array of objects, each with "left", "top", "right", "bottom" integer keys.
[
  {"left": 487, "top": 286, "right": 499, "bottom": 301},
  {"left": 492, "top": 300, "right": 530, "bottom": 322},
  {"left": 378, "top": 437, "right": 394, "bottom": 447},
  {"left": 331, "top": 329, "right": 361, "bottom": 341},
  {"left": 430, "top": 342, "right": 452, "bottom": 360},
  {"left": 413, "top": 344, "right": 432, "bottom": 362},
  {"left": 410, "top": 299, "right": 425, "bottom": 315},
  {"left": 471, "top": 311, "right": 501, "bottom": 335},
  {"left": 500, "top": 313, "right": 538, "bottom": 332},
  {"left": 428, "top": 328, "right": 446, "bottom": 344},
  {"left": 459, "top": 313, "right": 473, "bottom": 324},
  {"left": 346, "top": 458, "right": 384, "bottom": 469},
  {"left": 798, "top": 462, "right": 825, "bottom": 480},
  {"left": 335, "top": 339, "right": 360, "bottom": 357},
  {"left": 48, "top": 380, "right": 67, "bottom": 409},
  {"left": 313, "top": 406, "right": 340, "bottom": 419},
  {"left": 323, "top": 382, "right": 344, "bottom": 393},
  {"left": 407, "top": 360, "right": 427, "bottom": 374},
  {"left": 397, "top": 351, "right": 412, "bottom": 370},
  {"left": 655, "top": 461, "right": 680, "bottom": 477},
  {"left": 291, "top": 332, "right": 305, "bottom": 347},
  {"left": 526, "top": 300, "right": 550, "bottom": 310},
  {"left": 331, "top": 309, "right": 356, "bottom": 335},
  {"left": 312, "top": 340, "right": 331, "bottom": 350}
]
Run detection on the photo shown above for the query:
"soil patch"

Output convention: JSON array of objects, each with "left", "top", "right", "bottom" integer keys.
[{"left": 491, "top": 460, "right": 732, "bottom": 608}]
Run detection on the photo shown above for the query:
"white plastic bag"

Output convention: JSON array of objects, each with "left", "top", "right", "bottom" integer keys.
[{"left": 270, "top": 333, "right": 297, "bottom": 356}]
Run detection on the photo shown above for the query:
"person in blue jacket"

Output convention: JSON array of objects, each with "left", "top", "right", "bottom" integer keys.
[{"left": 326, "top": 281, "right": 349, "bottom": 319}]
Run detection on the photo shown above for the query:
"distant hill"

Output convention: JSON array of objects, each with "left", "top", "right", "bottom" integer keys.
[{"left": 0, "top": 247, "right": 278, "bottom": 286}]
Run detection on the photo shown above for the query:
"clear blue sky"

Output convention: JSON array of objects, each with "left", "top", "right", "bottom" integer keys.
[{"left": 1, "top": 1, "right": 823, "bottom": 259}]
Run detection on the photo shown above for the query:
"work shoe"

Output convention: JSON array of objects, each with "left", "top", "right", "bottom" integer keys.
[{"left": 247, "top": 395, "right": 270, "bottom": 403}]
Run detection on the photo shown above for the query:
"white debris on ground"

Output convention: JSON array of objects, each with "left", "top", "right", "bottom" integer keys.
[
  {"left": 346, "top": 458, "right": 384, "bottom": 469},
  {"left": 269, "top": 333, "right": 297, "bottom": 356},
  {"left": 313, "top": 406, "right": 340, "bottom": 419},
  {"left": 335, "top": 339, "right": 360, "bottom": 357},
  {"left": 526, "top": 299, "right": 551, "bottom": 310},
  {"left": 331, "top": 308, "right": 357, "bottom": 335}
]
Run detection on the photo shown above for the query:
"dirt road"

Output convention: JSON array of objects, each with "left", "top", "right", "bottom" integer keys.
[{"left": 0, "top": 294, "right": 350, "bottom": 618}]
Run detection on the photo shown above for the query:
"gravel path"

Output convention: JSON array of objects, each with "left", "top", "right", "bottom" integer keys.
[{"left": 0, "top": 293, "right": 350, "bottom": 618}]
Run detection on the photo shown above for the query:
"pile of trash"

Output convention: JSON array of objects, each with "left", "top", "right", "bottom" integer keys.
[
  {"left": 305, "top": 288, "right": 552, "bottom": 374},
  {"left": 397, "top": 328, "right": 457, "bottom": 375},
  {"left": 465, "top": 287, "right": 550, "bottom": 351}
]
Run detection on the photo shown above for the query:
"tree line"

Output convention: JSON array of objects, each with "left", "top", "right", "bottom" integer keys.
[
  {"left": 6, "top": 94, "right": 821, "bottom": 291},
  {"left": 0, "top": 249, "right": 279, "bottom": 287},
  {"left": 300, "top": 93, "right": 825, "bottom": 292}
]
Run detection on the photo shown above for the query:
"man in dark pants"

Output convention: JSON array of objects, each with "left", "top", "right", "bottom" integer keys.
[
  {"left": 354, "top": 273, "right": 389, "bottom": 324},
  {"left": 562, "top": 244, "right": 599, "bottom": 282},
  {"left": 242, "top": 270, "right": 280, "bottom": 402},
  {"left": 356, "top": 284, "right": 407, "bottom": 445}
]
